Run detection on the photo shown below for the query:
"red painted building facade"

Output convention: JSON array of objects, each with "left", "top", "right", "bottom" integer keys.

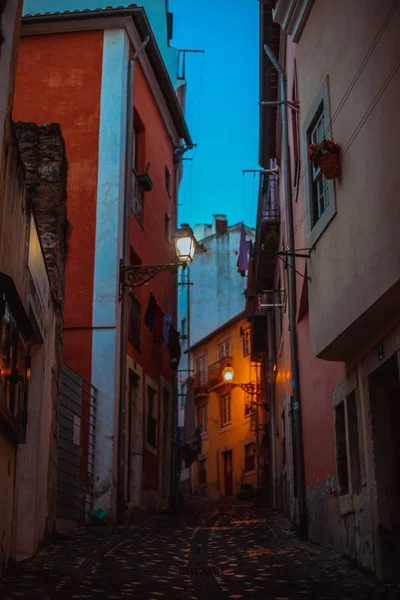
[{"left": 13, "top": 5, "right": 191, "bottom": 517}]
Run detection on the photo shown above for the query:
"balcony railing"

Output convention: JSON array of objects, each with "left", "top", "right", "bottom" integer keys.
[
  {"left": 193, "top": 372, "right": 208, "bottom": 396},
  {"left": 255, "top": 291, "right": 285, "bottom": 315},
  {"left": 261, "top": 175, "right": 280, "bottom": 221},
  {"left": 193, "top": 356, "right": 233, "bottom": 396},
  {"left": 208, "top": 356, "right": 232, "bottom": 389}
]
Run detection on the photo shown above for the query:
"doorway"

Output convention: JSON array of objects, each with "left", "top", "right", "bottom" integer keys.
[
  {"left": 369, "top": 353, "right": 400, "bottom": 580},
  {"left": 223, "top": 450, "right": 233, "bottom": 497},
  {"left": 160, "top": 387, "right": 171, "bottom": 507}
]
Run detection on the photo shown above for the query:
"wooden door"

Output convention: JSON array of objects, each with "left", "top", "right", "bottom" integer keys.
[{"left": 223, "top": 451, "right": 233, "bottom": 497}]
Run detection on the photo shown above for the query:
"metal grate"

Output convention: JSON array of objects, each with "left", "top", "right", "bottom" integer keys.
[{"left": 177, "top": 566, "right": 222, "bottom": 577}]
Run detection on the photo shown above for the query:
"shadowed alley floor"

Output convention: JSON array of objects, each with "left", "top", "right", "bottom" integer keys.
[{"left": 1, "top": 503, "right": 399, "bottom": 599}]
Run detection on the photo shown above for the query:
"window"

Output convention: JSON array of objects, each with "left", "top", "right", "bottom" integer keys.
[
  {"left": 198, "top": 458, "right": 207, "bottom": 486},
  {"left": 196, "top": 355, "right": 207, "bottom": 386},
  {"left": 335, "top": 391, "right": 362, "bottom": 496},
  {"left": 244, "top": 394, "right": 255, "bottom": 418},
  {"left": 219, "top": 339, "right": 230, "bottom": 360},
  {"left": 303, "top": 77, "right": 335, "bottom": 247},
  {"left": 147, "top": 385, "right": 157, "bottom": 449},
  {"left": 309, "top": 108, "right": 329, "bottom": 228},
  {"left": 165, "top": 213, "right": 171, "bottom": 241},
  {"left": 245, "top": 443, "right": 255, "bottom": 472},
  {"left": 128, "top": 294, "right": 141, "bottom": 351},
  {"left": 0, "top": 301, "right": 29, "bottom": 441},
  {"left": 197, "top": 404, "right": 207, "bottom": 434},
  {"left": 132, "top": 119, "right": 145, "bottom": 223},
  {"left": 165, "top": 166, "right": 172, "bottom": 197},
  {"left": 221, "top": 394, "right": 231, "bottom": 427},
  {"left": 243, "top": 329, "right": 251, "bottom": 357}
]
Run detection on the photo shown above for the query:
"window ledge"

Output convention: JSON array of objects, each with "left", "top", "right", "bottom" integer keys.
[
  {"left": 145, "top": 442, "right": 157, "bottom": 456},
  {"left": 220, "top": 424, "right": 232, "bottom": 433},
  {"left": 273, "top": 0, "right": 314, "bottom": 42},
  {"left": 339, "top": 493, "right": 354, "bottom": 516}
]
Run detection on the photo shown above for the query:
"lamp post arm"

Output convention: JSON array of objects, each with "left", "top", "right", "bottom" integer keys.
[{"left": 119, "top": 262, "right": 184, "bottom": 293}]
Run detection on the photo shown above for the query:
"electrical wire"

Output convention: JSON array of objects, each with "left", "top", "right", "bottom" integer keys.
[
  {"left": 290, "top": 52, "right": 400, "bottom": 242},
  {"left": 274, "top": 0, "right": 400, "bottom": 227}
]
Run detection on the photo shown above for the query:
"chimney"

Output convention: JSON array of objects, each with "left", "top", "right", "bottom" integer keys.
[{"left": 213, "top": 214, "right": 228, "bottom": 235}]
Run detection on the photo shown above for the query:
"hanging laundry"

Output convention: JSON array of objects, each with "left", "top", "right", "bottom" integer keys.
[
  {"left": 163, "top": 315, "right": 172, "bottom": 348},
  {"left": 169, "top": 326, "right": 181, "bottom": 369},
  {"left": 154, "top": 304, "right": 164, "bottom": 345},
  {"left": 144, "top": 292, "right": 156, "bottom": 330},
  {"left": 237, "top": 222, "right": 249, "bottom": 277}
]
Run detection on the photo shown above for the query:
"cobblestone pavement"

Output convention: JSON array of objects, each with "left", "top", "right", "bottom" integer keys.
[{"left": 1, "top": 503, "right": 400, "bottom": 599}]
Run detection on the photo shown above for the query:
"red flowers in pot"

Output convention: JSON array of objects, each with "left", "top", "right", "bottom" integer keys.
[{"left": 308, "top": 138, "right": 341, "bottom": 179}]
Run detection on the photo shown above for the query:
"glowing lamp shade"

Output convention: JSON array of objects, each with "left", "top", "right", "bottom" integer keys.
[
  {"left": 174, "top": 223, "right": 196, "bottom": 264},
  {"left": 222, "top": 366, "right": 234, "bottom": 383}
]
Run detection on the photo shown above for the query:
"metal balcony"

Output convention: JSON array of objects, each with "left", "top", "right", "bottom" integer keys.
[{"left": 208, "top": 356, "right": 232, "bottom": 390}]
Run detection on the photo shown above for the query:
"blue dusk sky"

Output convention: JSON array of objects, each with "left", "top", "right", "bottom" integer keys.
[{"left": 170, "top": 0, "right": 260, "bottom": 229}]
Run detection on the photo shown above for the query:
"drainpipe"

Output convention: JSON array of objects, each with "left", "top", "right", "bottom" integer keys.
[
  {"left": 267, "top": 308, "right": 276, "bottom": 509},
  {"left": 263, "top": 44, "right": 307, "bottom": 539},
  {"left": 117, "top": 34, "right": 150, "bottom": 524}
]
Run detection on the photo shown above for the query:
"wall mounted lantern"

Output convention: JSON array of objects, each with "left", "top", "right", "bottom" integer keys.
[{"left": 119, "top": 223, "right": 196, "bottom": 292}]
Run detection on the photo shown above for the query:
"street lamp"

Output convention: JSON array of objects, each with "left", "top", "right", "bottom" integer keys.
[
  {"left": 119, "top": 223, "right": 196, "bottom": 291},
  {"left": 222, "top": 365, "right": 265, "bottom": 402}
]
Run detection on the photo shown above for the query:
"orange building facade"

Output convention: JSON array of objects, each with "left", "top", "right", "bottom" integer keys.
[
  {"left": 189, "top": 312, "right": 262, "bottom": 500},
  {"left": 13, "top": 6, "right": 191, "bottom": 517}
]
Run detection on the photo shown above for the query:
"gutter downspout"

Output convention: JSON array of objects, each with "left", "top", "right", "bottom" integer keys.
[
  {"left": 263, "top": 43, "right": 307, "bottom": 539},
  {"left": 267, "top": 308, "right": 276, "bottom": 509},
  {"left": 117, "top": 34, "right": 150, "bottom": 524}
]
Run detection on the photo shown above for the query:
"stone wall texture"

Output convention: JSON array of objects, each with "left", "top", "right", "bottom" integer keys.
[{"left": 15, "top": 121, "right": 68, "bottom": 534}]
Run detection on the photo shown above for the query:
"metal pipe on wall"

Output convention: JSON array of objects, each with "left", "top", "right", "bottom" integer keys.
[{"left": 263, "top": 43, "right": 308, "bottom": 539}]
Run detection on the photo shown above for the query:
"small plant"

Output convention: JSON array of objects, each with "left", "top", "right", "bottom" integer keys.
[
  {"left": 308, "top": 138, "right": 341, "bottom": 180},
  {"left": 308, "top": 138, "right": 340, "bottom": 163}
]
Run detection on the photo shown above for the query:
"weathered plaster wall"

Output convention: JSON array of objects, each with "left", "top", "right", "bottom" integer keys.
[
  {"left": 13, "top": 29, "right": 104, "bottom": 382},
  {"left": 296, "top": 0, "right": 400, "bottom": 360},
  {"left": 22, "top": 0, "right": 182, "bottom": 88},
  {"left": 14, "top": 122, "right": 67, "bottom": 550}
]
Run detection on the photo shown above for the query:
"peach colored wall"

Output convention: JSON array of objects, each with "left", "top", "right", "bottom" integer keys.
[
  {"left": 272, "top": 36, "right": 345, "bottom": 500},
  {"left": 13, "top": 31, "right": 104, "bottom": 381},
  {"left": 296, "top": 0, "right": 400, "bottom": 360}
]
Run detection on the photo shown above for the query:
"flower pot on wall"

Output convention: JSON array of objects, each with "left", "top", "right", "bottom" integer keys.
[{"left": 317, "top": 153, "right": 340, "bottom": 180}]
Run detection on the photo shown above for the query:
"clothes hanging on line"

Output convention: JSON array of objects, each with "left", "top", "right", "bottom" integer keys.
[
  {"left": 163, "top": 315, "right": 172, "bottom": 348},
  {"left": 237, "top": 222, "right": 249, "bottom": 277},
  {"left": 169, "top": 326, "right": 181, "bottom": 369},
  {"left": 144, "top": 292, "right": 156, "bottom": 330}
]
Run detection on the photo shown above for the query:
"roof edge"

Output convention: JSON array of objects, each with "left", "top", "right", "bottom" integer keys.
[
  {"left": 187, "top": 310, "right": 247, "bottom": 354},
  {"left": 21, "top": 5, "right": 192, "bottom": 147}
]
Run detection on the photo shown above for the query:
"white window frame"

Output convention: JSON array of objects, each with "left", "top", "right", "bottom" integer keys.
[
  {"left": 302, "top": 76, "right": 336, "bottom": 248},
  {"left": 197, "top": 403, "right": 208, "bottom": 436},
  {"left": 219, "top": 338, "right": 230, "bottom": 360},
  {"left": 196, "top": 354, "right": 207, "bottom": 386},
  {"left": 221, "top": 394, "right": 232, "bottom": 427}
]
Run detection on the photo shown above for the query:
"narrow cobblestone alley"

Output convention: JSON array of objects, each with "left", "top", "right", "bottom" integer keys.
[{"left": 1, "top": 504, "right": 399, "bottom": 600}]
